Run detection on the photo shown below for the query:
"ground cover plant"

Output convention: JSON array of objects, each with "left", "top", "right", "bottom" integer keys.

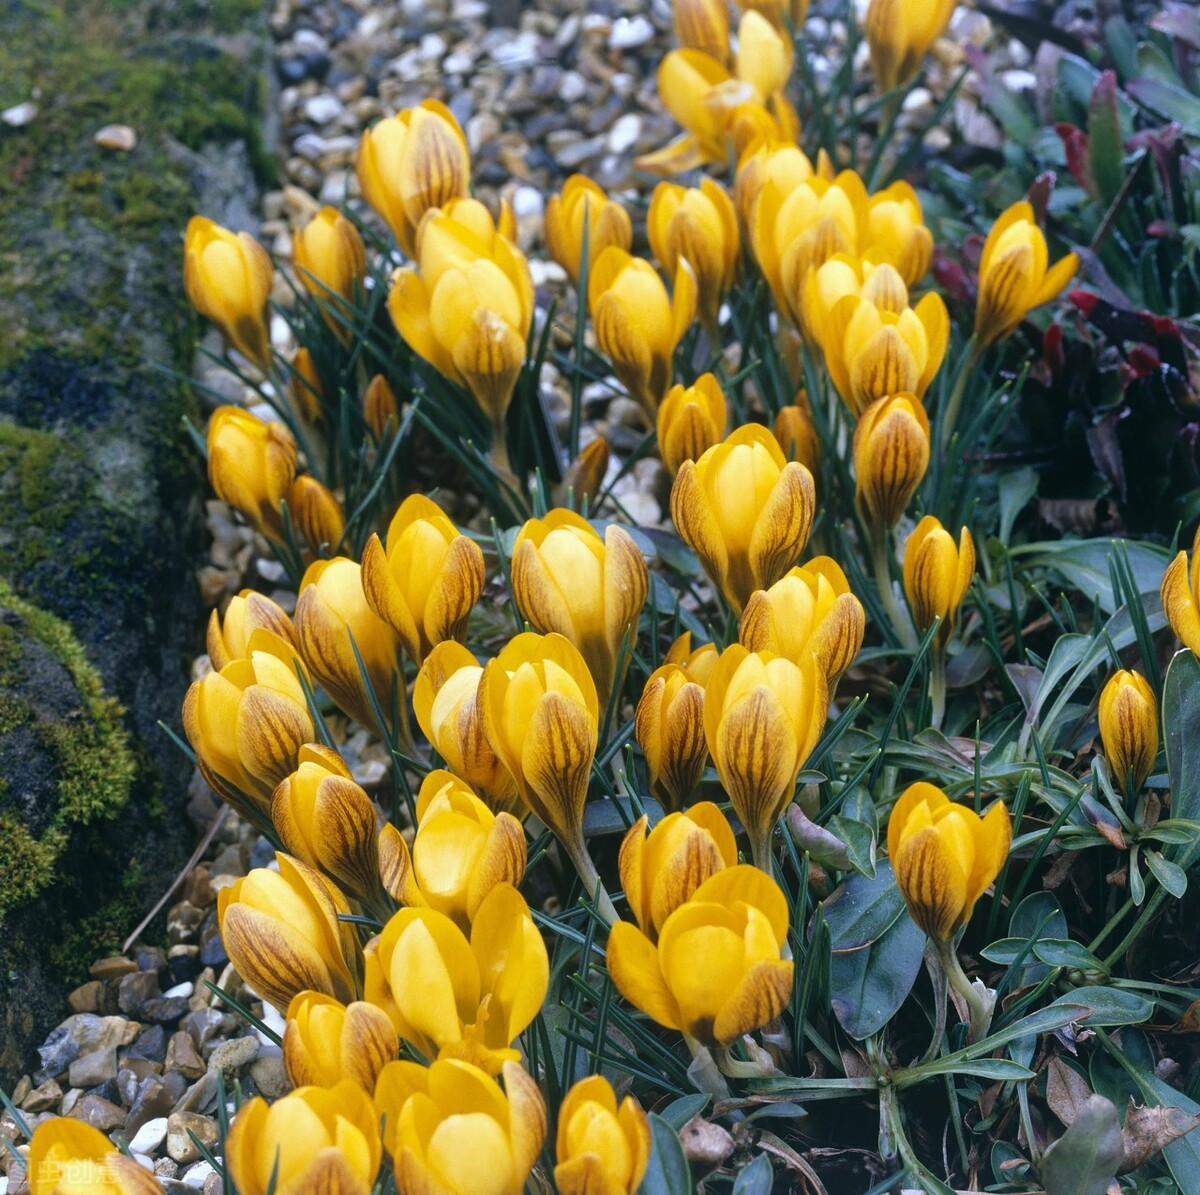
[{"left": 6, "top": 0, "right": 1200, "bottom": 1191}]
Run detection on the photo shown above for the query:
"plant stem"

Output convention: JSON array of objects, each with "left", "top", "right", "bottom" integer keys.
[
  {"left": 937, "top": 940, "right": 992, "bottom": 1043},
  {"left": 929, "top": 644, "right": 947, "bottom": 731},
  {"left": 683, "top": 1035, "right": 731, "bottom": 1101},
  {"left": 871, "top": 528, "right": 918, "bottom": 650},
  {"left": 938, "top": 335, "right": 978, "bottom": 455},
  {"left": 919, "top": 942, "right": 949, "bottom": 1064},
  {"left": 565, "top": 839, "right": 618, "bottom": 926}
]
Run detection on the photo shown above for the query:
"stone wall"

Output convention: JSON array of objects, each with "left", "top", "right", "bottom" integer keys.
[{"left": 0, "top": 0, "right": 270, "bottom": 1083}]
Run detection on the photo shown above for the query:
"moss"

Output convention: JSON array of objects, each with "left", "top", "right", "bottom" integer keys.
[{"left": 0, "top": 579, "right": 135, "bottom": 917}]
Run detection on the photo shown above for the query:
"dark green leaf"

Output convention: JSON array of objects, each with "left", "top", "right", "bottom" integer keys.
[
  {"left": 1144, "top": 849, "right": 1188, "bottom": 898},
  {"left": 1088, "top": 71, "right": 1125, "bottom": 204},
  {"left": 1040, "top": 1095, "right": 1123, "bottom": 1195},
  {"left": 640, "top": 1114, "right": 693, "bottom": 1195},
  {"left": 1163, "top": 649, "right": 1200, "bottom": 867},
  {"left": 1033, "top": 938, "right": 1106, "bottom": 971},
  {"left": 656, "top": 1094, "right": 708, "bottom": 1131},
  {"left": 1051, "top": 986, "right": 1153, "bottom": 1026},
  {"left": 731, "top": 1154, "right": 773, "bottom": 1195},
  {"left": 822, "top": 862, "right": 906, "bottom": 950},
  {"left": 830, "top": 904, "right": 924, "bottom": 1039},
  {"left": 1126, "top": 77, "right": 1200, "bottom": 135}
]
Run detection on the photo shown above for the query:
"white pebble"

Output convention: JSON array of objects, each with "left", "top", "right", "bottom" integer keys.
[
  {"left": 609, "top": 15, "right": 654, "bottom": 49},
  {"left": 303, "top": 94, "right": 343, "bottom": 125},
  {"left": 94, "top": 123, "right": 137, "bottom": 151},
  {"left": 443, "top": 50, "right": 473, "bottom": 74},
  {"left": 560, "top": 70, "right": 586, "bottom": 103},
  {"left": 129, "top": 1117, "right": 168, "bottom": 1155},
  {"left": 2, "top": 101, "right": 37, "bottom": 128},
  {"left": 512, "top": 186, "right": 544, "bottom": 218},
  {"left": 163, "top": 980, "right": 194, "bottom": 999},
  {"left": 183, "top": 1161, "right": 217, "bottom": 1189},
  {"left": 607, "top": 113, "right": 642, "bottom": 154}
]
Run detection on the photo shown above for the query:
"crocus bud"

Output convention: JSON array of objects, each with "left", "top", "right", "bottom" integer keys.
[
  {"left": 974, "top": 201, "right": 1079, "bottom": 350},
  {"left": 1099, "top": 670, "right": 1158, "bottom": 794},
  {"left": 735, "top": 9, "right": 792, "bottom": 99},
  {"left": 364, "top": 884, "right": 547, "bottom": 1073},
  {"left": 283, "top": 990, "right": 397, "bottom": 1091},
  {"left": 206, "top": 589, "right": 298, "bottom": 671},
  {"left": 588, "top": 247, "right": 698, "bottom": 418},
  {"left": 545, "top": 175, "right": 634, "bottom": 286},
  {"left": 671, "top": 423, "right": 816, "bottom": 614},
  {"left": 664, "top": 630, "right": 719, "bottom": 684},
  {"left": 887, "top": 782, "right": 1011, "bottom": 942},
  {"left": 558, "top": 435, "right": 611, "bottom": 511},
  {"left": 735, "top": 140, "right": 814, "bottom": 232},
  {"left": 773, "top": 391, "right": 820, "bottom": 475},
  {"left": 865, "top": 0, "right": 956, "bottom": 93},
  {"left": 271, "top": 744, "right": 385, "bottom": 907},
  {"left": 183, "top": 650, "right": 313, "bottom": 823},
  {"left": 218, "top": 852, "right": 362, "bottom": 1012},
  {"left": 607, "top": 870, "right": 793, "bottom": 1045},
  {"left": 226, "top": 1081, "right": 381, "bottom": 1195},
  {"left": 27, "top": 1118, "right": 165, "bottom": 1194},
  {"left": 634, "top": 663, "right": 708, "bottom": 811},
  {"left": 852, "top": 393, "right": 930, "bottom": 533},
  {"left": 363, "top": 374, "right": 399, "bottom": 440},
  {"left": 402, "top": 769, "right": 527, "bottom": 930},
  {"left": 478, "top": 633, "right": 600, "bottom": 874},
  {"left": 388, "top": 198, "right": 533, "bottom": 431},
  {"left": 657, "top": 373, "right": 727, "bottom": 477},
  {"left": 619, "top": 802, "right": 737, "bottom": 937},
  {"left": 291, "top": 346, "right": 325, "bottom": 424},
  {"left": 288, "top": 474, "right": 346, "bottom": 555},
  {"left": 295, "top": 557, "right": 400, "bottom": 731},
  {"left": 902, "top": 516, "right": 975, "bottom": 647},
  {"left": 673, "top": 0, "right": 729, "bottom": 61},
  {"left": 183, "top": 216, "right": 273, "bottom": 368},
  {"left": 356, "top": 101, "right": 470, "bottom": 257},
  {"left": 374, "top": 1058, "right": 546, "bottom": 1194},
  {"left": 867, "top": 181, "right": 934, "bottom": 287},
  {"left": 511, "top": 509, "right": 648, "bottom": 703},
  {"left": 413, "top": 641, "right": 520, "bottom": 813},
  {"left": 207, "top": 406, "right": 297, "bottom": 542},
  {"left": 740, "top": 556, "right": 865, "bottom": 686},
  {"left": 293, "top": 205, "right": 367, "bottom": 312},
  {"left": 647, "top": 178, "right": 739, "bottom": 331},
  {"left": 1161, "top": 549, "right": 1200, "bottom": 655},
  {"left": 555, "top": 1076, "right": 651, "bottom": 1195},
  {"left": 704, "top": 645, "right": 828, "bottom": 866}
]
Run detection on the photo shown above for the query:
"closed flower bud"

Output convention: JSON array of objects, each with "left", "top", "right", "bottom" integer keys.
[
  {"left": 634, "top": 663, "right": 708, "bottom": 811},
  {"left": 619, "top": 802, "right": 737, "bottom": 936},
  {"left": 226, "top": 1080, "right": 381, "bottom": 1195},
  {"left": 888, "top": 782, "right": 1010, "bottom": 942},
  {"left": 704, "top": 644, "right": 828, "bottom": 865},
  {"left": 773, "top": 391, "right": 820, "bottom": 475},
  {"left": 478, "top": 632, "right": 600, "bottom": 868},
  {"left": 27, "top": 1118, "right": 165, "bottom": 1194},
  {"left": 206, "top": 588, "right": 298, "bottom": 672},
  {"left": 974, "top": 201, "right": 1079, "bottom": 350},
  {"left": 740, "top": 556, "right": 865, "bottom": 685},
  {"left": 545, "top": 175, "right": 634, "bottom": 286},
  {"left": 356, "top": 101, "right": 470, "bottom": 257},
  {"left": 671, "top": 423, "right": 816, "bottom": 614},
  {"left": 674, "top": 0, "right": 729, "bottom": 61},
  {"left": 607, "top": 869, "right": 792, "bottom": 1045},
  {"left": 364, "top": 884, "right": 547, "bottom": 1073},
  {"left": 218, "top": 852, "right": 362, "bottom": 1013},
  {"left": 511, "top": 509, "right": 648, "bottom": 703},
  {"left": 413, "top": 641, "right": 520, "bottom": 812},
  {"left": 902, "top": 516, "right": 975, "bottom": 646},
  {"left": 1099, "top": 670, "right": 1158, "bottom": 794},
  {"left": 852, "top": 393, "right": 930, "bottom": 532},
  {"left": 361, "top": 494, "right": 485, "bottom": 665},
  {"left": 1160, "top": 549, "right": 1200, "bottom": 656},
  {"left": 283, "top": 991, "right": 398, "bottom": 1091},
  {"left": 288, "top": 475, "right": 346, "bottom": 555},
  {"left": 865, "top": 0, "right": 956, "bottom": 93},
  {"left": 555, "top": 1075, "right": 651, "bottom": 1195},
  {"left": 295, "top": 557, "right": 400, "bottom": 732},
  {"left": 735, "top": 140, "right": 814, "bottom": 233},
  {"left": 664, "top": 630, "right": 719, "bottom": 684},
  {"left": 657, "top": 373, "right": 728, "bottom": 477},
  {"left": 648, "top": 178, "right": 739, "bottom": 332},
  {"left": 183, "top": 216, "right": 273, "bottom": 368},
  {"left": 363, "top": 374, "right": 399, "bottom": 440},
  {"left": 207, "top": 406, "right": 297, "bottom": 542},
  {"left": 735, "top": 9, "right": 792, "bottom": 99},
  {"left": 388, "top": 198, "right": 534, "bottom": 430},
  {"left": 293, "top": 205, "right": 367, "bottom": 313},
  {"left": 401, "top": 769, "right": 527, "bottom": 930},
  {"left": 373, "top": 1058, "right": 546, "bottom": 1195},
  {"left": 866, "top": 181, "right": 933, "bottom": 286},
  {"left": 183, "top": 649, "right": 313, "bottom": 823},
  {"left": 271, "top": 744, "right": 385, "bottom": 907},
  {"left": 558, "top": 435, "right": 611, "bottom": 510},
  {"left": 589, "top": 247, "right": 698, "bottom": 417},
  {"left": 291, "top": 346, "right": 325, "bottom": 425}
]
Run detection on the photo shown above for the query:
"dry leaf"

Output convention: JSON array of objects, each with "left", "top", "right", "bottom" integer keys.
[
  {"left": 1120, "top": 1102, "right": 1200, "bottom": 1172},
  {"left": 1046, "top": 1057, "right": 1094, "bottom": 1126}
]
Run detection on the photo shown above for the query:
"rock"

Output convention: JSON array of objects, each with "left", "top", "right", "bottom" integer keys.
[
  {"left": 302, "top": 94, "right": 343, "bottom": 124},
  {"left": 90, "top": 957, "right": 138, "bottom": 981},
  {"left": 129, "top": 1116, "right": 169, "bottom": 1155},
  {"left": 207, "top": 1036, "right": 258, "bottom": 1078},
  {"left": 1, "top": 101, "right": 37, "bottom": 127},
  {"left": 118, "top": 971, "right": 161, "bottom": 1015},
  {"left": 126, "top": 1025, "right": 168, "bottom": 1063},
  {"left": 183, "top": 1160, "right": 218, "bottom": 1190},
  {"left": 607, "top": 113, "right": 641, "bottom": 154},
  {"left": 165, "top": 1032, "right": 206, "bottom": 1080},
  {"left": 609, "top": 15, "right": 654, "bottom": 48},
  {"left": 66, "top": 981, "right": 102, "bottom": 1014},
  {"left": 67, "top": 1047, "right": 117, "bottom": 1089},
  {"left": 141, "top": 997, "right": 190, "bottom": 1026},
  {"left": 248, "top": 1053, "right": 290, "bottom": 1100},
  {"left": 70, "top": 1093, "right": 125, "bottom": 1132},
  {"left": 93, "top": 124, "right": 137, "bottom": 152},
  {"left": 198, "top": 936, "right": 228, "bottom": 970},
  {"left": 20, "top": 1079, "right": 61, "bottom": 1113},
  {"left": 166, "top": 1112, "right": 218, "bottom": 1164}
]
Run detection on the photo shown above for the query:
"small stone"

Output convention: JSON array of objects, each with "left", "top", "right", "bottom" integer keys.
[
  {"left": 67, "top": 981, "right": 102, "bottom": 1014},
  {"left": 126, "top": 1024, "right": 168, "bottom": 1063},
  {"left": 166, "top": 947, "right": 201, "bottom": 986},
  {"left": 135, "top": 946, "right": 168, "bottom": 974},
  {"left": 141, "top": 996, "right": 190, "bottom": 1025},
  {"left": 155, "top": 1158, "right": 179, "bottom": 1179},
  {"left": 198, "top": 936, "right": 227, "bottom": 969},
  {"left": 1, "top": 101, "right": 37, "bottom": 127},
  {"left": 607, "top": 113, "right": 641, "bottom": 154},
  {"left": 90, "top": 956, "right": 138, "bottom": 981},
  {"left": 94, "top": 123, "right": 137, "bottom": 151},
  {"left": 129, "top": 1117, "right": 169, "bottom": 1155},
  {"left": 609, "top": 15, "right": 654, "bottom": 48},
  {"left": 303, "top": 93, "right": 343, "bottom": 124},
  {"left": 70, "top": 1093, "right": 126, "bottom": 1132},
  {"left": 163, "top": 980, "right": 194, "bottom": 1000},
  {"left": 560, "top": 71, "right": 587, "bottom": 103},
  {"left": 166, "top": 1112, "right": 217, "bottom": 1165},
  {"left": 68, "top": 1047, "right": 117, "bottom": 1089},
  {"left": 165, "top": 1032, "right": 206, "bottom": 1080},
  {"left": 11, "top": 1076, "right": 31, "bottom": 1105},
  {"left": 183, "top": 1160, "right": 217, "bottom": 1190},
  {"left": 248, "top": 1053, "right": 290, "bottom": 1100},
  {"left": 181, "top": 1010, "right": 224, "bottom": 1051},
  {"left": 207, "top": 1036, "right": 258, "bottom": 1079},
  {"left": 20, "top": 1080, "right": 62, "bottom": 1113},
  {"left": 119, "top": 970, "right": 161, "bottom": 1015}
]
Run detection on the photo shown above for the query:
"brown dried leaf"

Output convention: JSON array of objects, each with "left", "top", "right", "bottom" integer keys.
[
  {"left": 1120, "top": 1102, "right": 1200, "bottom": 1172},
  {"left": 1046, "top": 1057, "right": 1093, "bottom": 1126}
]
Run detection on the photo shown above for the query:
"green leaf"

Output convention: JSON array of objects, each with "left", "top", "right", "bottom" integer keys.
[
  {"left": 1144, "top": 849, "right": 1188, "bottom": 898},
  {"left": 822, "top": 862, "right": 906, "bottom": 950},
  {"left": 1040, "top": 1095, "right": 1124, "bottom": 1195},
  {"left": 830, "top": 905, "right": 924, "bottom": 1039},
  {"left": 1033, "top": 938, "right": 1106, "bottom": 972},
  {"left": 1088, "top": 70, "right": 1125, "bottom": 205},
  {"left": 1015, "top": 539, "right": 1168, "bottom": 614},
  {"left": 731, "top": 1154, "right": 773, "bottom": 1195},
  {"left": 1050, "top": 986, "right": 1153, "bottom": 1027},
  {"left": 906, "top": 1057, "right": 1036, "bottom": 1082},
  {"left": 997, "top": 466, "right": 1038, "bottom": 545},
  {"left": 826, "top": 814, "right": 876, "bottom": 878},
  {"left": 1163, "top": 649, "right": 1200, "bottom": 867},
  {"left": 656, "top": 1095, "right": 708, "bottom": 1131},
  {"left": 640, "top": 1114, "right": 693, "bottom": 1195},
  {"left": 1126, "top": 77, "right": 1200, "bottom": 135}
]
